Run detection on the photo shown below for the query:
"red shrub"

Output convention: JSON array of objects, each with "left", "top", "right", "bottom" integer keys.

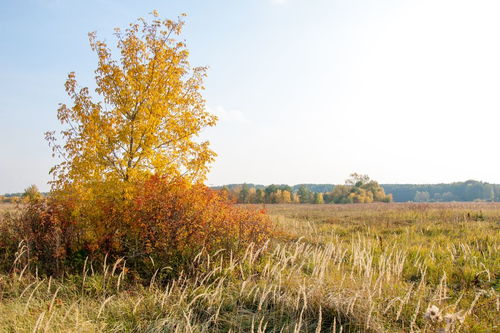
[
  {"left": 2, "top": 198, "right": 78, "bottom": 274},
  {"left": 124, "top": 176, "right": 271, "bottom": 270},
  {"left": 5, "top": 176, "right": 271, "bottom": 276}
]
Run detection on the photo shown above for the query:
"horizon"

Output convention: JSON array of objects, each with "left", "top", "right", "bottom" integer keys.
[
  {"left": 3, "top": 178, "right": 499, "bottom": 196},
  {"left": 2, "top": 0, "right": 500, "bottom": 193}
]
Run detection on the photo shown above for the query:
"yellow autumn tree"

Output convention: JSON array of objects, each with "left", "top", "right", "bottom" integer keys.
[
  {"left": 46, "top": 12, "right": 217, "bottom": 192},
  {"left": 281, "top": 190, "right": 292, "bottom": 203},
  {"left": 22, "top": 185, "right": 43, "bottom": 203},
  {"left": 9, "top": 12, "right": 272, "bottom": 276}
]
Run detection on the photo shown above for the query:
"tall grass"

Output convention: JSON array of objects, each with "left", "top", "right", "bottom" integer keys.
[{"left": 0, "top": 203, "right": 498, "bottom": 332}]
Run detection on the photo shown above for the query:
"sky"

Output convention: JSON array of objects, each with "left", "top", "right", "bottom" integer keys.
[{"left": 1, "top": 0, "right": 500, "bottom": 193}]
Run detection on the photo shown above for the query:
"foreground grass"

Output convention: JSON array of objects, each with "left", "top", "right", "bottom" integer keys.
[{"left": 0, "top": 203, "right": 499, "bottom": 332}]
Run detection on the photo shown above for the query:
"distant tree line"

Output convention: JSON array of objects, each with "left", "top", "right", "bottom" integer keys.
[
  {"left": 382, "top": 180, "right": 500, "bottom": 202},
  {"left": 216, "top": 174, "right": 392, "bottom": 204},
  {"left": 3, "top": 180, "right": 498, "bottom": 205},
  {"left": 213, "top": 179, "right": 500, "bottom": 204},
  {"left": 1, "top": 186, "right": 46, "bottom": 203}
]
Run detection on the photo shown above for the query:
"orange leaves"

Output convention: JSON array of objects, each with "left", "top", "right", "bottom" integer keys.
[
  {"left": 127, "top": 176, "right": 271, "bottom": 258},
  {"left": 10, "top": 176, "right": 271, "bottom": 276},
  {"left": 130, "top": 175, "right": 271, "bottom": 266}
]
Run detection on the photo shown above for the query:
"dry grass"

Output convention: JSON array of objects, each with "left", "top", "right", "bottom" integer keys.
[
  {"left": 0, "top": 203, "right": 16, "bottom": 214},
  {"left": 0, "top": 203, "right": 498, "bottom": 332}
]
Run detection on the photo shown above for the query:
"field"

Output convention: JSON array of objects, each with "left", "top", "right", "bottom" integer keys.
[
  {"left": 0, "top": 203, "right": 17, "bottom": 214},
  {"left": 0, "top": 202, "right": 499, "bottom": 332}
]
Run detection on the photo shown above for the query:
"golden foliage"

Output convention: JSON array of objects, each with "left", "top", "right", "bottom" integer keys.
[
  {"left": 7, "top": 12, "right": 272, "bottom": 277},
  {"left": 46, "top": 12, "right": 217, "bottom": 191}
]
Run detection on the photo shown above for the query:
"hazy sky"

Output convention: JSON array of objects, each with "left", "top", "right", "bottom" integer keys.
[{"left": 1, "top": 0, "right": 500, "bottom": 192}]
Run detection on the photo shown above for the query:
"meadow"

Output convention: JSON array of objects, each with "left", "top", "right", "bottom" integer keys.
[
  {"left": 0, "top": 203, "right": 18, "bottom": 215},
  {"left": 0, "top": 202, "right": 498, "bottom": 332}
]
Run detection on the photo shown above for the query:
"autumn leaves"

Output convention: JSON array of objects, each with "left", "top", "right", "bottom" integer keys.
[{"left": 3, "top": 13, "right": 270, "bottom": 277}]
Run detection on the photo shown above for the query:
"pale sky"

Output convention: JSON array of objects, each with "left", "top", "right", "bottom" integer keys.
[{"left": 1, "top": 0, "right": 500, "bottom": 192}]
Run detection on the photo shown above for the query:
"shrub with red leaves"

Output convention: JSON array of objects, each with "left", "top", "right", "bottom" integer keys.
[
  {"left": 3, "top": 176, "right": 271, "bottom": 277},
  {"left": 126, "top": 176, "right": 271, "bottom": 270}
]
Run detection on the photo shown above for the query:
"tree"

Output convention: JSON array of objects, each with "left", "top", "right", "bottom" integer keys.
[
  {"left": 255, "top": 189, "right": 265, "bottom": 203},
  {"left": 348, "top": 188, "right": 373, "bottom": 203},
  {"left": 238, "top": 184, "right": 250, "bottom": 203},
  {"left": 9, "top": 13, "right": 272, "bottom": 277},
  {"left": 46, "top": 12, "right": 217, "bottom": 191},
  {"left": 297, "top": 185, "right": 312, "bottom": 203},
  {"left": 219, "top": 186, "right": 231, "bottom": 200},
  {"left": 331, "top": 185, "right": 352, "bottom": 203},
  {"left": 442, "top": 192, "right": 455, "bottom": 201},
  {"left": 23, "top": 185, "right": 42, "bottom": 203},
  {"left": 313, "top": 192, "right": 324, "bottom": 204},
  {"left": 247, "top": 187, "right": 257, "bottom": 203},
  {"left": 272, "top": 189, "right": 282, "bottom": 203},
  {"left": 281, "top": 190, "right": 292, "bottom": 203},
  {"left": 414, "top": 191, "right": 430, "bottom": 202},
  {"left": 264, "top": 185, "right": 277, "bottom": 203},
  {"left": 345, "top": 173, "right": 370, "bottom": 187},
  {"left": 331, "top": 174, "right": 391, "bottom": 204}
]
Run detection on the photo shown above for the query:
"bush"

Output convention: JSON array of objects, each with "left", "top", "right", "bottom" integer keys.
[
  {"left": 2, "top": 176, "right": 271, "bottom": 277},
  {"left": 124, "top": 176, "right": 271, "bottom": 275}
]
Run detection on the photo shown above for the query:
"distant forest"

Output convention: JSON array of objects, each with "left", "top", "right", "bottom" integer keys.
[
  {"left": 3, "top": 180, "right": 499, "bottom": 204},
  {"left": 213, "top": 180, "right": 500, "bottom": 203},
  {"left": 382, "top": 181, "right": 500, "bottom": 202}
]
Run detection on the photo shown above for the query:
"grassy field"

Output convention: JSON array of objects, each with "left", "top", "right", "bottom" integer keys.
[
  {"left": 0, "top": 203, "right": 498, "bottom": 332},
  {"left": 0, "top": 203, "right": 17, "bottom": 214}
]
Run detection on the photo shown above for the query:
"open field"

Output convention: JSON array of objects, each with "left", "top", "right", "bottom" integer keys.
[
  {"left": 0, "top": 203, "right": 17, "bottom": 214},
  {"left": 0, "top": 203, "right": 498, "bottom": 332}
]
